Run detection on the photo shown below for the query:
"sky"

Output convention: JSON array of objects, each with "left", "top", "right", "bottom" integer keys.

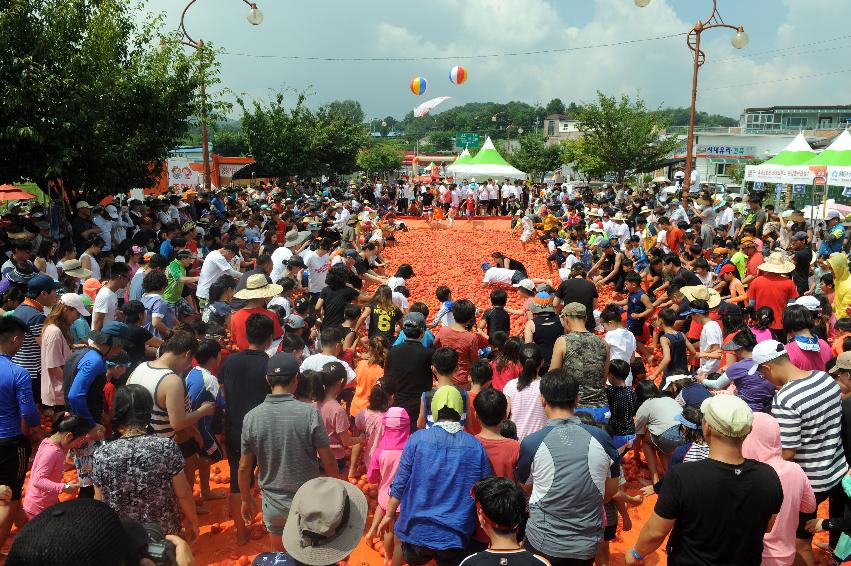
[{"left": 141, "top": 0, "right": 851, "bottom": 121}]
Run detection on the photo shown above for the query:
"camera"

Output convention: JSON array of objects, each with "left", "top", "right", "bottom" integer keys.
[{"left": 143, "top": 523, "right": 177, "bottom": 566}]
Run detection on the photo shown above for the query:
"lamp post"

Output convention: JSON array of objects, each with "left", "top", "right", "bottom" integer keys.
[
  {"left": 637, "top": 0, "right": 747, "bottom": 209},
  {"left": 172, "top": 0, "right": 263, "bottom": 191}
]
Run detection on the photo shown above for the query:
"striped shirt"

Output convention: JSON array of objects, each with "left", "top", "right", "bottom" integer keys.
[
  {"left": 11, "top": 303, "right": 46, "bottom": 382},
  {"left": 772, "top": 371, "right": 847, "bottom": 493},
  {"left": 127, "top": 363, "right": 191, "bottom": 439}
]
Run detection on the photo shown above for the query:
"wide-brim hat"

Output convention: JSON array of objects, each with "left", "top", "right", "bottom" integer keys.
[
  {"left": 758, "top": 251, "right": 795, "bottom": 274},
  {"left": 284, "top": 229, "right": 309, "bottom": 248},
  {"left": 59, "top": 259, "right": 91, "bottom": 279},
  {"left": 233, "top": 274, "right": 283, "bottom": 300},
  {"left": 680, "top": 285, "right": 722, "bottom": 309},
  {"left": 282, "top": 478, "right": 367, "bottom": 566},
  {"left": 612, "top": 212, "right": 625, "bottom": 221}
]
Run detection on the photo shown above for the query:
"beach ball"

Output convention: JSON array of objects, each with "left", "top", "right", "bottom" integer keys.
[
  {"left": 449, "top": 66, "right": 468, "bottom": 85},
  {"left": 410, "top": 76, "right": 427, "bottom": 96}
]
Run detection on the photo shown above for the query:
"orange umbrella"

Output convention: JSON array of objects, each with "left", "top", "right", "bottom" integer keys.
[{"left": 0, "top": 184, "right": 37, "bottom": 201}]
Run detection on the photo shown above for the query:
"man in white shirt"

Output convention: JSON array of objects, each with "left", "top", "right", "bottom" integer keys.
[
  {"left": 717, "top": 201, "right": 735, "bottom": 238},
  {"left": 487, "top": 181, "right": 499, "bottom": 215},
  {"left": 196, "top": 242, "right": 243, "bottom": 303},
  {"left": 269, "top": 245, "right": 293, "bottom": 283},
  {"left": 305, "top": 239, "right": 332, "bottom": 298},
  {"left": 669, "top": 201, "right": 690, "bottom": 226},
  {"left": 92, "top": 208, "right": 115, "bottom": 252},
  {"left": 92, "top": 262, "right": 130, "bottom": 331}
]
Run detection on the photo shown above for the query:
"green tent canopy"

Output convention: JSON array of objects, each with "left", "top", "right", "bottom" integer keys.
[
  {"left": 452, "top": 137, "right": 526, "bottom": 179},
  {"left": 763, "top": 133, "right": 816, "bottom": 166}
]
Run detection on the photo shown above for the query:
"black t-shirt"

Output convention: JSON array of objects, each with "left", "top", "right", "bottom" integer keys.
[
  {"left": 792, "top": 247, "right": 812, "bottom": 289},
  {"left": 672, "top": 267, "right": 702, "bottom": 288},
  {"left": 483, "top": 307, "right": 510, "bottom": 340},
  {"left": 459, "top": 549, "right": 550, "bottom": 566},
  {"left": 125, "top": 325, "right": 153, "bottom": 368},
  {"left": 385, "top": 341, "right": 434, "bottom": 418},
  {"left": 506, "top": 257, "right": 526, "bottom": 274},
  {"left": 655, "top": 458, "right": 783, "bottom": 565},
  {"left": 555, "top": 278, "right": 598, "bottom": 331},
  {"left": 368, "top": 304, "right": 402, "bottom": 342},
  {"left": 219, "top": 349, "right": 271, "bottom": 447},
  {"left": 319, "top": 286, "right": 359, "bottom": 328}
]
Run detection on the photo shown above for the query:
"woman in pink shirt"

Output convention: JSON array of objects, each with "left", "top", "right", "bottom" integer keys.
[
  {"left": 783, "top": 304, "right": 832, "bottom": 371},
  {"left": 365, "top": 407, "right": 411, "bottom": 566},
  {"left": 23, "top": 413, "right": 91, "bottom": 519},
  {"left": 742, "top": 412, "right": 816, "bottom": 566}
]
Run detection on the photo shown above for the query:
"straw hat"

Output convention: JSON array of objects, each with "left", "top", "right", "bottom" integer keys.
[
  {"left": 757, "top": 251, "right": 795, "bottom": 274},
  {"left": 680, "top": 285, "right": 722, "bottom": 309},
  {"left": 612, "top": 212, "right": 625, "bottom": 221},
  {"left": 233, "top": 274, "right": 283, "bottom": 300}
]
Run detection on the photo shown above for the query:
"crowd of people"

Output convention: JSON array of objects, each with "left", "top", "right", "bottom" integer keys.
[{"left": 0, "top": 174, "right": 850, "bottom": 566}]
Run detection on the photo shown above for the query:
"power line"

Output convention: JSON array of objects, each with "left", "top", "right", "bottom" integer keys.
[
  {"left": 699, "top": 67, "right": 851, "bottom": 91},
  {"left": 218, "top": 31, "right": 686, "bottom": 62},
  {"left": 707, "top": 33, "right": 851, "bottom": 64}
]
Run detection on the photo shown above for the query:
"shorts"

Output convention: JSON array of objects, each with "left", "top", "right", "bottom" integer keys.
[
  {"left": 0, "top": 436, "right": 32, "bottom": 500},
  {"left": 797, "top": 481, "right": 846, "bottom": 540},
  {"left": 178, "top": 438, "right": 200, "bottom": 459},
  {"left": 510, "top": 271, "right": 528, "bottom": 285},
  {"left": 227, "top": 446, "right": 256, "bottom": 494},
  {"left": 613, "top": 434, "right": 636, "bottom": 449},
  {"left": 603, "top": 524, "right": 617, "bottom": 542},
  {"left": 651, "top": 425, "right": 686, "bottom": 455},
  {"left": 575, "top": 406, "right": 611, "bottom": 424},
  {"left": 262, "top": 493, "right": 293, "bottom": 535},
  {"left": 402, "top": 543, "right": 470, "bottom": 566},
  {"left": 520, "top": 230, "right": 534, "bottom": 243},
  {"left": 627, "top": 320, "right": 645, "bottom": 338}
]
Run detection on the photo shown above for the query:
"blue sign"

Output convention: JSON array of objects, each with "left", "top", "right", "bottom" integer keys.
[
  {"left": 755, "top": 182, "right": 765, "bottom": 189},
  {"left": 775, "top": 183, "right": 783, "bottom": 194},
  {"left": 793, "top": 184, "right": 806, "bottom": 194},
  {"left": 843, "top": 187, "right": 851, "bottom": 198}
]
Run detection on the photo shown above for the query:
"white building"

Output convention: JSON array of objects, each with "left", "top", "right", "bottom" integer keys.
[{"left": 544, "top": 114, "right": 582, "bottom": 146}]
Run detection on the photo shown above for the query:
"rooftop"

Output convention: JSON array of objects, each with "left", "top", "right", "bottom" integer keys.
[{"left": 744, "top": 105, "right": 851, "bottom": 113}]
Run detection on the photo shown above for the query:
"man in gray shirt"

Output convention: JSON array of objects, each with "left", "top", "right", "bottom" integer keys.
[{"left": 239, "top": 352, "right": 340, "bottom": 550}]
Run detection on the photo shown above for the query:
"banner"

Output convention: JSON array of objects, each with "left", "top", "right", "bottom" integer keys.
[
  {"left": 167, "top": 158, "right": 195, "bottom": 192},
  {"left": 218, "top": 163, "right": 247, "bottom": 179},
  {"left": 828, "top": 166, "right": 851, "bottom": 187}
]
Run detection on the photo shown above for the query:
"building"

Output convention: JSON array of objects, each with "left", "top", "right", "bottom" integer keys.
[
  {"left": 544, "top": 114, "right": 582, "bottom": 145},
  {"left": 740, "top": 105, "right": 851, "bottom": 134}
]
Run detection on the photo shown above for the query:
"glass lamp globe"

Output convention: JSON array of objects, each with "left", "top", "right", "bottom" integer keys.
[
  {"left": 246, "top": 5, "right": 263, "bottom": 26},
  {"left": 731, "top": 29, "right": 749, "bottom": 49},
  {"left": 635, "top": 0, "right": 651, "bottom": 7}
]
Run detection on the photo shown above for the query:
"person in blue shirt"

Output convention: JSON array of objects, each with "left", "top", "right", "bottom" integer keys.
[
  {"left": 379, "top": 385, "right": 492, "bottom": 566},
  {"left": 185, "top": 339, "right": 225, "bottom": 499},
  {"left": 819, "top": 209, "right": 846, "bottom": 256},
  {"left": 159, "top": 224, "right": 177, "bottom": 261},
  {"left": 0, "top": 316, "right": 42, "bottom": 551}
]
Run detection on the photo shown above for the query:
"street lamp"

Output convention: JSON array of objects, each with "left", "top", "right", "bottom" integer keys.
[
  {"left": 171, "top": 0, "right": 263, "bottom": 191},
  {"left": 637, "top": 0, "right": 747, "bottom": 209}
]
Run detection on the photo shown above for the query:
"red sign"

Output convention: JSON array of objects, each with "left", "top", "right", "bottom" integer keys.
[{"left": 814, "top": 176, "right": 827, "bottom": 186}]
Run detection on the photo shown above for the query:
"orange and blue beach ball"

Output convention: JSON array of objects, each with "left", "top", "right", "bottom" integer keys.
[
  {"left": 449, "top": 66, "right": 467, "bottom": 85},
  {"left": 410, "top": 76, "right": 427, "bottom": 96}
]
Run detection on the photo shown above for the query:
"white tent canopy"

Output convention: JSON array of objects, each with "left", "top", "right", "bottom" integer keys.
[
  {"left": 452, "top": 137, "right": 526, "bottom": 179},
  {"left": 743, "top": 133, "right": 816, "bottom": 185}
]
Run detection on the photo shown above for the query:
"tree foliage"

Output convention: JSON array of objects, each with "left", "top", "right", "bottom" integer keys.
[
  {"left": 656, "top": 107, "right": 739, "bottom": 128},
  {"left": 562, "top": 92, "right": 680, "bottom": 183},
  {"left": 545, "top": 98, "right": 566, "bottom": 115},
  {"left": 238, "top": 92, "right": 368, "bottom": 179},
  {"left": 0, "top": 0, "right": 199, "bottom": 201},
  {"left": 212, "top": 128, "right": 249, "bottom": 157},
  {"left": 511, "top": 135, "right": 563, "bottom": 182},
  {"left": 356, "top": 144, "right": 404, "bottom": 175},
  {"left": 324, "top": 100, "right": 365, "bottom": 125}
]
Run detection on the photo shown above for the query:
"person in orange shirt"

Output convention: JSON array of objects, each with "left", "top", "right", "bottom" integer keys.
[{"left": 659, "top": 216, "right": 683, "bottom": 253}]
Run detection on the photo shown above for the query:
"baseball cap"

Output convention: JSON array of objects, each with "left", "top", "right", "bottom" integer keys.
[
  {"left": 739, "top": 236, "right": 756, "bottom": 248},
  {"left": 75, "top": 201, "right": 92, "bottom": 210},
  {"left": 402, "top": 311, "right": 425, "bottom": 331},
  {"left": 748, "top": 340, "right": 787, "bottom": 375},
  {"left": 512, "top": 278, "right": 535, "bottom": 293},
  {"left": 717, "top": 302, "right": 741, "bottom": 317},
  {"left": 829, "top": 351, "right": 851, "bottom": 374},
  {"left": 431, "top": 385, "right": 464, "bottom": 422},
  {"left": 104, "top": 205, "right": 119, "bottom": 219},
  {"left": 267, "top": 352, "right": 299, "bottom": 379},
  {"left": 826, "top": 209, "right": 842, "bottom": 221},
  {"left": 283, "top": 313, "right": 306, "bottom": 329},
  {"left": 719, "top": 263, "right": 738, "bottom": 275},
  {"left": 793, "top": 231, "right": 809, "bottom": 242},
  {"left": 712, "top": 247, "right": 729, "bottom": 256},
  {"left": 794, "top": 295, "right": 821, "bottom": 312},
  {"left": 700, "top": 395, "right": 754, "bottom": 438},
  {"left": 480, "top": 262, "right": 492, "bottom": 271},
  {"left": 27, "top": 275, "right": 62, "bottom": 294},
  {"left": 561, "top": 302, "right": 587, "bottom": 318},
  {"left": 342, "top": 249, "right": 360, "bottom": 259},
  {"left": 88, "top": 321, "right": 130, "bottom": 347},
  {"left": 60, "top": 293, "right": 90, "bottom": 317},
  {"left": 597, "top": 239, "right": 612, "bottom": 249}
]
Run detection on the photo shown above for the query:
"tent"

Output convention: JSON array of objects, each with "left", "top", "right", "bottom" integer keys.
[
  {"left": 452, "top": 137, "right": 526, "bottom": 179},
  {"left": 744, "top": 133, "right": 816, "bottom": 185},
  {"left": 446, "top": 148, "right": 473, "bottom": 173},
  {"left": 778, "top": 130, "right": 851, "bottom": 187}
]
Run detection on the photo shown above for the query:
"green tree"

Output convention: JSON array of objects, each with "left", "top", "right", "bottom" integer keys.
[
  {"left": 356, "top": 144, "right": 404, "bottom": 175},
  {"left": 563, "top": 92, "right": 680, "bottom": 183},
  {"left": 560, "top": 137, "right": 609, "bottom": 181},
  {"left": 324, "top": 100, "right": 365, "bottom": 125},
  {"left": 212, "top": 128, "right": 248, "bottom": 156},
  {"left": 0, "top": 0, "right": 198, "bottom": 202},
  {"left": 239, "top": 92, "right": 368, "bottom": 178},
  {"left": 511, "top": 135, "right": 563, "bottom": 182},
  {"left": 545, "top": 98, "right": 566, "bottom": 115},
  {"left": 423, "top": 130, "right": 455, "bottom": 152}
]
